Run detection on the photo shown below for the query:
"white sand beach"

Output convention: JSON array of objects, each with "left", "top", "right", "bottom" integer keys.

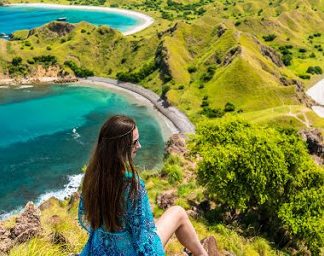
[
  {"left": 8, "top": 3, "right": 154, "bottom": 35},
  {"left": 306, "top": 78, "right": 324, "bottom": 117},
  {"left": 78, "top": 77, "right": 196, "bottom": 135}
]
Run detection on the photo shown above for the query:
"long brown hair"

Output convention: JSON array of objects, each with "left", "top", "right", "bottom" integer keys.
[{"left": 82, "top": 115, "right": 139, "bottom": 232}]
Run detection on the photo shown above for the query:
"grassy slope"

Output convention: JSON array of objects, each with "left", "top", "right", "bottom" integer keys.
[
  {"left": 0, "top": 1, "right": 324, "bottom": 254},
  {"left": 4, "top": 171, "right": 286, "bottom": 256},
  {"left": 2, "top": 0, "right": 323, "bottom": 128}
]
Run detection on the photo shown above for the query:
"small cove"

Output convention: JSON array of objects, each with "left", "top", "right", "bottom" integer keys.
[{"left": 0, "top": 4, "right": 153, "bottom": 36}]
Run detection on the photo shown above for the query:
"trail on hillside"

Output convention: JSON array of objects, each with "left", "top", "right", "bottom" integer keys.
[{"left": 287, "top": 106, "right": 311, "bottom": 128}]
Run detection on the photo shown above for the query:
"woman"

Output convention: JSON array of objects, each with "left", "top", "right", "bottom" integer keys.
[{"left": 79, "top": 115, "right": 208, "bottom": 256}]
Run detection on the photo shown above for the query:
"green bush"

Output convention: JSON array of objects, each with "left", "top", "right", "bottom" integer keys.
[
  {"left": 234, "top": 21, "right": 241, "bottom": 26},
  {"left": 161, "top": 154, "right": 183, "bottom": 184},
  {"left": 27, "top": 59, "right": 35, "bottom": 64},
  {"left": 306, "top": 66, "right": 322, "bottom": 75},
  {"left": 201, "top": 107, "right": 224, "bottom": 118},
  {"left": 9, "top": 57, "right": 29, "bottom": 77},
  {"left": 282, "top": 54, "right": 292, "bottom": 66},
  {"left": 298, "top": 74, "right": 311, "bottom": 80},
  {"left": 201, "top": 65, "right": 216, "bottom": 82},
  {"left": 190, "top": 118, "right": 324, "bottom": 254},
  {"left": 262, "top": 34, "right": 276, "bottom": 42},
  {"left": 12, "top": 57, "right": 22, "bottom": 66},
  {"left": 187, "top": 65, "right": 197, "bottom": 73},
  {"left": 224, "top": 102, "right": 235, "bottom": 112},
  {"left": 161, "top": 85, "right": 170, "bottom": 98},
  {"left": 33, "top": 55, "right": 57, "bottom": 67},
  {"left": 64, "top": 60, "right": 94, "bottom": 78},
  {"left": 161, "top": 163, "right": 183, "bottom": 184},
  {"left": 116, "top": 60, "right": 157, "bottom": 83}
]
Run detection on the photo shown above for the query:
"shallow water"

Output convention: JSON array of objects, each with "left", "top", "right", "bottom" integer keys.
[
  {"left": 0, "top": 84, "right": 166, "bottom": 217},
  {"left": 0, "top": 5, "right": 140, "bottom": 35}
]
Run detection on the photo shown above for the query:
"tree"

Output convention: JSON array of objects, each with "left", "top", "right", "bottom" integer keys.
[{"left": 190, "top": 117, "right": 324, "bottom": 254}]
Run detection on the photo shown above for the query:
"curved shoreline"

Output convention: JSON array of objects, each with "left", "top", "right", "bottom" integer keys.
[
  {"left": 79, "top": 77, "right": 195, "bottom": 134},
  {"left": 7, "top": 3, "right": 154, "bottom": 35}
]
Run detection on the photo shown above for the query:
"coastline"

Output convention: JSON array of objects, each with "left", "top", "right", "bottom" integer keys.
[
  {"left": 306, "top": 78, "right": 324, "bottom": 117},
  {"left": 75, "top": 81, "right": 179, "bottom": 140},
  {"left": 0, "top": 77, "right": 194, "bottom": 220},
  {"left": 78, "top": 77, "right": 195, "bottom": 134},
  {"left": 7, "top": 3, "right": 154, "bottom": 35}
]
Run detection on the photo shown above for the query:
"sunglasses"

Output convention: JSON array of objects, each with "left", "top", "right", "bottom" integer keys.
[{"left": 132, "top": 138, "right": 140, "bottom": 146}]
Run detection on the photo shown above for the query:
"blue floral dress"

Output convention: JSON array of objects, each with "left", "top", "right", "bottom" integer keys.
[{"left": 78, "top": 174, "right": 165, "bottom": 256}]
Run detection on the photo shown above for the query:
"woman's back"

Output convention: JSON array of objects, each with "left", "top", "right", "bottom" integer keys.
[{"left": 79, "top": 173, "right": 165, "bottom": 256}]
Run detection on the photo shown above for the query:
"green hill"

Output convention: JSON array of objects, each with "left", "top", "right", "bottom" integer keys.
[
  {"left": 1, "top": 0, "right": 323, "bottom": 129},
  {"left": 0, "top": 0, "right": 324, "bottom": 255}
]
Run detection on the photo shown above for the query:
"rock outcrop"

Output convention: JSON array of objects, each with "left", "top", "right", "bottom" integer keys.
[
  {"left": 156, "top": 191, "right": 177, "bottom": 209},
  {"left": 158, "top": 23, "right": 178, "bottom": 39},
  {"left": 217, "top": 24, "right": 227, "bottom": 37},
  {"left": 183, "top": 236, "right": 221, "bottom": 256},
  {"left": 223, "top": 46, "right": 241, "bottom": 66},
  {"left": 0, "top": 202, "right": 41, "bottom": 254},
  {"left": 299, "top": 129, "right": 324, "bottom": 164},
  {"left": 29, "top": 22, "right": 75, "bottom": 37},
  {"left": 155, "top": 42, "right": 172, "bottom": 82},
  {"left": 165, "top": 133, "right": 188, "bottom": 156},
  {"left": 260, "top": 45, "right": 284, "bottom": 67}
]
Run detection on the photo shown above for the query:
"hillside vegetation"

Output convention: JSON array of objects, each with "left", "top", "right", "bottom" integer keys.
[
  {"left": 0, "top": 0, "right": 324, "bottom": 255},
  {"left": 0, "top": 0, "right": 323, "bottom": 128}
]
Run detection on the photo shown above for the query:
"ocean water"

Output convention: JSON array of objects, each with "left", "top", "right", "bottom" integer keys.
[
  {"left": 0, "top": 84, "right": 166, "bottom": 218},
  {"left": 0, "top": 5, "right": 140, "bottom": 35}
]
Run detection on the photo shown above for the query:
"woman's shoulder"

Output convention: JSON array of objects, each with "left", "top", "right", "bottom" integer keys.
[{"left": 124, "top": 171, "right": 145, "bottom": 187}]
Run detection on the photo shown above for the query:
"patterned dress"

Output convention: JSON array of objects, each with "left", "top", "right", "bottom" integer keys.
[{"left": 78, "top": 174, "right": 165, "bottom": 256}]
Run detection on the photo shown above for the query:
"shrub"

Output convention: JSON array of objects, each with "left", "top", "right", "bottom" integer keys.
[
  {"left": 262, "top": 34, "right": 276, "bottom": 42},
  {"left": 299, "top": 48, "right": 307, "bottom": 53},
  {"left": 309, "top": 53, "right": 316, "bottom": 58},
  {"left": 161, "top": 85, "right": 170, "bottom": 98},
  {"left": 224, "top": 102, "right": 235, "bottom": 112},
  {"left": 27, "top": 59, "right": 35, "bottom": 64},
  {"left": 190, "top": 118, "right": 324, "bottom": 254},
  {"left": 161, "top": 155, "right": 183, "bottom": 184},
  {"left": 116, "top": 60, "right": 157, "bottom": 83},
  {"left": 201, "top": 65, "right": 216, "bottom": 82},
  {"left": 12, "top": 57, "right": 22, "bottom": 66},
  {"left": 234, "top": 21, "right": 241, "bottom": 26},
  {"left": 187, "top": 65, "right": 197, "bottom": 73},
  {"left": 178, "top": 85, "right": 185, "bottom": 90},
  {"left": 198, "top": 84, "right": 204, "bottom": 89},
  {"left": 282, "top": 54, "right": 292, "bottom": 66},
  {"left": 81, "top": 29, "right": 86, "bottom": 33},
  {"left": 46, "top": 46, "right": 52, "bottom": 50},
  {"left": 201, "top": 107, "right": 224, "bottom": 118},
  {"left": 306, "top": 66, "right": 322, "bottom": 75},
  {"left": 33, "top": 55, "right": 57, "bottom": 67},
  {"left": 298, "top": 74, "right": 311, "bottom": 80},
  {"left": 24, "top": 41, "right": 31, "bottom": 47},
  {"left": 64, "top": 60, "right": 94, "bottom": 78}
]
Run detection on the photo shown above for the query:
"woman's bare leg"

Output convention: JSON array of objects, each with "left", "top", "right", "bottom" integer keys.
[{"left": 156, "top": 206, "right": 208, "bottom": 256}]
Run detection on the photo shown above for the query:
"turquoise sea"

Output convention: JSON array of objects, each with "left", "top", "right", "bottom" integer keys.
[
  {"left": 0, "top": 5, "right": 140, "bottom": 35},
  {"left": 0, "top": 85, "right": 167, "bottom": 218}
]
